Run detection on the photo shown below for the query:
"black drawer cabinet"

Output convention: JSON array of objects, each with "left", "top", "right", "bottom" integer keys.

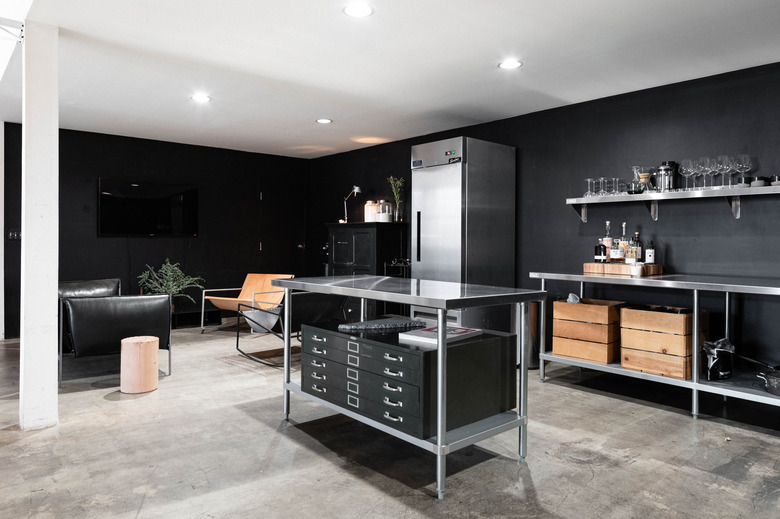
[{"left": 301, "top": 323, "right": 516, "bottom": 439}]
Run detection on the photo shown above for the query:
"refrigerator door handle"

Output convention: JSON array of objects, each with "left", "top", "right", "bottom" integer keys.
[{"left": 416, "top": 211, "right": 421, "bottom": 262}]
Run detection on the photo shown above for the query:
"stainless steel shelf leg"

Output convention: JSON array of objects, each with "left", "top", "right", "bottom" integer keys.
[
  {"left": 519, "top": 302, "right": 529, "bottom": 462},
  {"left": 724, "top": 291, "right": 731, "bottom": 341},
  {"left": 436, "top": 308, "right": 447, "bottom": 500},
  {"left": 539, "top": 279, "right": 547, "bottom": 381},
  {"left": 283, "top": 288, "right": 292, "bottom": 420},
  {"left": 360, "top": 297, "right": 367, "bottom": 321},
  {"left": 692, "top": 289, "right": 700, "bottom": 419}
]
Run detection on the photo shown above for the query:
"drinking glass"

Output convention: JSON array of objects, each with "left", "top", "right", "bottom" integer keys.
[
  {"left": 679, "top": 159, "right": 695, "bottom": 190},
  {"left": 584, "top": 178, "right": 595, "bottom": 197},
  {"left": 716, "top": 155, "right": 734, "bottom": 188},
  {"left": 596, "top": 177, "right": 607, "bottom": 196},
  {"left": 698, "top": 157, "right": 715, "bottom": 189},
  {"left": 734, "top": 154, "right": 752, "bottom": 186},
  {"left": 611, "top": 177, "right": 621, "bottom": 195}
]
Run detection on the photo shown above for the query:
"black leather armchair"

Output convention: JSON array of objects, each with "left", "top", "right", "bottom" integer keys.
[{"left": 58, "top": 278, "right": 172, "bottom": 386}]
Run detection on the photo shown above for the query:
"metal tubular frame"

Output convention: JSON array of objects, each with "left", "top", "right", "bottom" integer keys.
[
  {"left": 275, "top": 275, "right": 545, "bottom": 500},
  {"left": 533, "top": 272, "right": 780, "bottom": 416}
]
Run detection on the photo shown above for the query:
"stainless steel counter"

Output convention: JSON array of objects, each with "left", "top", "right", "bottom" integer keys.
[
  {"left": 272, "top": 275, "right": 546, "bottom": 500},
  {"left": 529, "top": 272, "right": 780, "bottom": 296},
  {"left": 529, "top": 271, "right": 780, "bottom": 418}
]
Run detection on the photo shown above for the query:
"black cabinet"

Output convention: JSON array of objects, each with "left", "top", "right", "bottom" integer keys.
[
  {"left": 300, "top": 322, "right": 516, "bottom": 439},
  {"left": 327, "top": 223, "right": 406, "bottom": 317}
]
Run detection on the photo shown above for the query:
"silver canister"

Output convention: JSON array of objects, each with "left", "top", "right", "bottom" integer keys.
[{"left": 654, "top": 162, "right": 676, "bottom": 192}]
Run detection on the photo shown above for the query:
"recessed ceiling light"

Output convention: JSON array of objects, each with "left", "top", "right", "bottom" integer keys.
[
  {"left": 343, "top": 4, "right": 373, "bottom": 17},
  {"left": 191, "top": 92, "right": 211, "bottom": 103},
  {"left": 316, "top": 118, "right": 333, "bottom": 124},
  {"left": 498, "top": 59, "right": 523, "bottom": 70}
]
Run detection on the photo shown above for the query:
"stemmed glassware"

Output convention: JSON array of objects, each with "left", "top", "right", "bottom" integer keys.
[
  {"left": 716, "top": 155, "right": 734, "bottom": 188},
  {"left": 584, "top": 178, "right": 595, "bottom": 197},
  {"left": 596, "top": 177, "right": 608, "bottom": 196},
  {"left": 734, "top": 154, "right": 752, "bottom": 187},
  {"left": 697, "top": 157, "right": 715, "bottom": 189},
  {"left": 679, "top": 159, "right": 696, "bottom": 190}
]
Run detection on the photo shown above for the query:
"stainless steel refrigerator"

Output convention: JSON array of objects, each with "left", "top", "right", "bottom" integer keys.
[{"left": 410, "top": 136, "right": 516, "bottom": 330}]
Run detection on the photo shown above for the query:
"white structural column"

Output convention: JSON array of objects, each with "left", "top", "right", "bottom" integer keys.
[{"left": 19, "top": 20, "right": 59, "bottom": 430}]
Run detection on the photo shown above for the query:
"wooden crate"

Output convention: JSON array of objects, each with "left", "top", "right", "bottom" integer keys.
[
  {"left": 621, "top": 348, "right": 692, "bottom": 380},
  {"left": 553, "top": 299, "right": 624, "bottom": 364},
  {"left": 553, "top": 299, "right": 624, "bottom": 325},
  {"left": 583, "top": 263, "right": 663, "bottom": 276},
  {"left": 553, "top": 337, "right": 620, "bottom": 364},
  {"left": 620, "top": 305, "right": 708, "bottom": 379},
  {"left": 621, "top": 306, "right": 709, "bottom": 336}
]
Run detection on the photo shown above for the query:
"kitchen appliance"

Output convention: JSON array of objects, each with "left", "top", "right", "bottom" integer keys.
[{"left": 410, "top": 136, "right": 516, "bottom": 331}]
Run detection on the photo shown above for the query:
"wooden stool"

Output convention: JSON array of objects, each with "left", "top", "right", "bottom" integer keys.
[{"left": 120, "top": 336, "right": 159, "bottom": 394}]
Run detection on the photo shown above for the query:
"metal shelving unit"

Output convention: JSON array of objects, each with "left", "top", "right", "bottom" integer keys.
[
  {"left": 566, "top": 185, "right": 780, "bottom": 222},
  {"left": 529, "top": 272, "right": 780, "bottom": 416},
  {"left": 273, "top": 275, "right": 546, "bottom": 500}
]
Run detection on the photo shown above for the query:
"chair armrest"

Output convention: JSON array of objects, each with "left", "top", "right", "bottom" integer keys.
[{"left": 202, "top": 287, "right": 243, "bottom": 296}]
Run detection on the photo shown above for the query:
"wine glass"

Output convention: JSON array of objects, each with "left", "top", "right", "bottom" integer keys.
[
  {"left": 734, "top": 154, "right": 752, "bottom": 187},
  {"left": 679, "top": 159, "right": 695, "bottom": 190},
  {"left": 698, "top": 157, "right": 715, "bottom": 189},
  {"left": 584, "top": 178, "right": 595, "bottom": 197},
  {"left": 716, "top": 155, "right": 734, "bottom": 188},
  {"left": 596, "top": 177, "right": 607, "bottom": 196}
]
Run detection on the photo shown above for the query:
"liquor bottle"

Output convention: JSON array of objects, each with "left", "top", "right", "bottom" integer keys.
[
  {"left": 602, "top": 221, "right": 613, "bottom": 251},
  {"left": 633, "top": 231, "right": 643, "bottom": 262},
  {"left": 609, "top": 235, "right": 625, "bottom": 263},
  {"left": 619, "top": 222, "right": 629, "bottom": 257},
  {"left": 594, "top": 238, "right": 607, "bottom": 263},
  {"left": 645, "top": 240, "right": 655, "bottom": 264},
  {"left": 625, "top": 234, "right": 637, "bottom": 264}
]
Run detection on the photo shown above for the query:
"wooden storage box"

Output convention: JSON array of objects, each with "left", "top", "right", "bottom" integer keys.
[
  {"left": 553, "top": 299, "right": 625, "bottom": 364},
  {"left": 620, "top": 305, "right": 709, "bottom": 379},
  {"left": 583, "top": 263, "right": 663, "bottom": 277}
]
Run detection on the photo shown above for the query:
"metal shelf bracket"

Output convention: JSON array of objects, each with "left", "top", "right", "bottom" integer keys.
[
  {"left": 643, "top": 200, "right": 659, "bottom": 221},
  {"left": 571, "top": 203, "right": 587, "bottom": 222},
  {"left": 725, "top": 195, "right": 741, "bottom": 219}
]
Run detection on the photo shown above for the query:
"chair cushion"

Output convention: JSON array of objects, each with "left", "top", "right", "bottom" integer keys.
[{"left": 59, "top": 278, "right": 121, "bottom": 298}]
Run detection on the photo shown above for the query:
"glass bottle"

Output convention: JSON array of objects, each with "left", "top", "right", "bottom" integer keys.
[
  {"left": 618, "top": 222, "right": 629, "bottom": 258},
  {"left": 594, "top": 238, "right": 607, "bottom": 263},
  {"left": 602, "top": 221, "right": 613, "bottom": 251},
  {"left": 645, "top": 240, "right": 655, "bottom": 264},
  {"left": 633, "top": 231, "right": 643, "bottom": 262},
  {"left": 625, "top": 234, "right": 637, "bottom": 264},
  {"left": 609, "top": 236, "right": 625, "bottom": 263}
]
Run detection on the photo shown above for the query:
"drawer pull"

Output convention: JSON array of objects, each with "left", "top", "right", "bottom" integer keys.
[
  {"left": 383, "top": 397, "right": 402, "bottom": 408},
  {"left": 311, "top": 372, "right": 326, "bottom": 381},
  {"left": 311, "top": 335, "right": 327, "bottom": 343},
  {"left": 383, "top": 411, "right": 403, "bottom": 423},
  {"left": 382, "top": 382, "right": 402, "bottom": 393},
  {"left": 383, "top": 367, "right": 404, "bottom": 378},
  {"left": 311, "top": 384, "right": 327, "bottom": 393},
  {"left": 312, "top": 346, "right": 327, "bottom": 355},
  {"left": 310, "top": 360, "right": 326, "bottom": 368},
  {"left": 383, "top": 353, "right": 403, "bottom": 362}
]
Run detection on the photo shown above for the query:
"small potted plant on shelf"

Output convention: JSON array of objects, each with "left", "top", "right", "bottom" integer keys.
[
  {"left": 138, "top": 258, "right": 205, "bottom": 311},
  {"left": 387, "top": 175, "right": 405, "bottom": 222}
]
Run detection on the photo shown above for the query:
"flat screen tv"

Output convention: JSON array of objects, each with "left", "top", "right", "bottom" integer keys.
[{"left": 98, "top": 178, "right": 198, "bottom": 236}]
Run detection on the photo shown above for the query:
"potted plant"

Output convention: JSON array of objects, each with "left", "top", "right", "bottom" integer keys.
[
  {"left": 138, "top": 258, "right": 205, "bottom": 311},
  {"left": 387, "top": 175, "right": 405, "bottom": 222}
]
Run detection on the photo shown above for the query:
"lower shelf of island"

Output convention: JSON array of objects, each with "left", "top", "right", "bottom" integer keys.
[
  {"left": 541, "top": 352, "right": 780, "bottom": 408},
  {"left": 286, "top": 379, "right": 526, "bottom": 455}
]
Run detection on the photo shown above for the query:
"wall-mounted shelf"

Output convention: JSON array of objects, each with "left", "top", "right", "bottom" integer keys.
[{"left": 567, "top": 185, "right": 780, "bottom": 222}]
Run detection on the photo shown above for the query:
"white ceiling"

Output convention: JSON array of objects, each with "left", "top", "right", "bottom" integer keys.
[{"left": 1, "top": 0, "right": 780, "bottom": 159}]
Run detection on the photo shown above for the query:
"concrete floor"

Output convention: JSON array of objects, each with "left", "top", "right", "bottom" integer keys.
[{"left": 2, "top": 326, "right": 780, "bottom": 518}]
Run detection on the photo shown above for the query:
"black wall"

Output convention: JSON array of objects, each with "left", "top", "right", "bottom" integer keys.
[
  {"left": 3, "top": 126, "right": 309, "bottom": 336},
  {"left": 5, "top": 62, "right": 780, "bottom": 362},
  {"left": 309, "top": 62, "right": 780, "bottom": 363}
]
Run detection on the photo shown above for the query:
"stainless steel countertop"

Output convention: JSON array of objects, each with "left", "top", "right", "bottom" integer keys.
[
  {"left": 529, "top": 272, "right": 780, "bottom": 296},
  {"left": 272, "top": 275, "right": 546, "bottom": 309}
]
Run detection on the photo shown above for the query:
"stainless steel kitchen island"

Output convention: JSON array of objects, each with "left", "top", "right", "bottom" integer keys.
[{"left": 272, "top": 275, "right": 546, "bottom": 500}]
